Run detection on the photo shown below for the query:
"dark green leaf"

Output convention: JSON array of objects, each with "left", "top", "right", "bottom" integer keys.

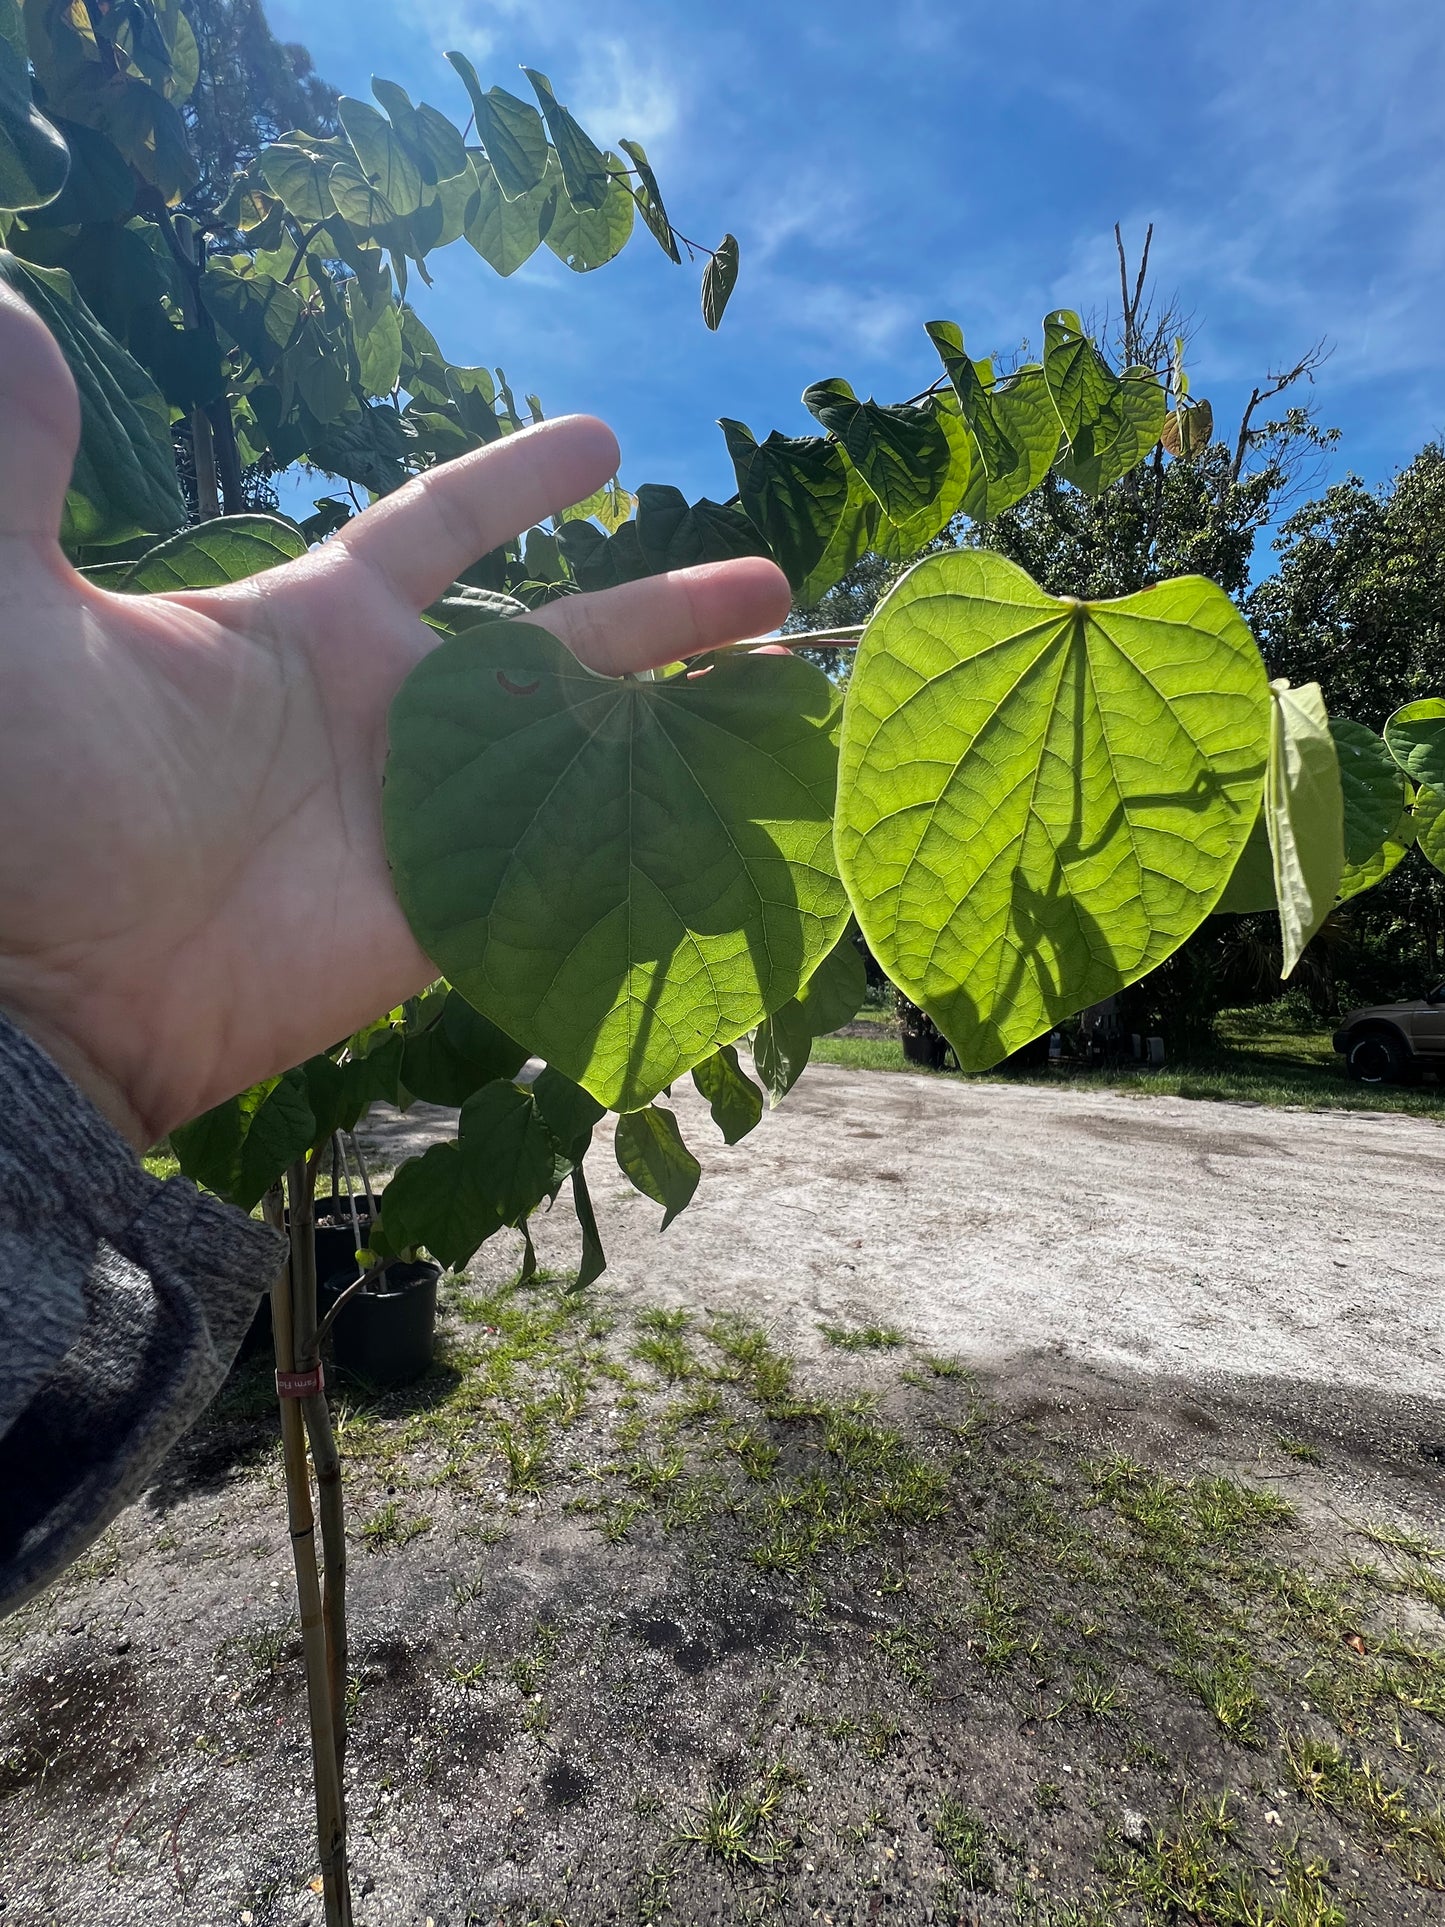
[
  {"left": 557, "top": 517, "right": 650, "bottom": 591},
  {"left": 691, "top": 1044, "right": 764, "bottom": 1145},
  {"left": 570, "top": 1163, "right": 607, "bottom": 1289},
  {"left": 459, "top": 1079, "right": 555, "bottom": 1222},
  {"left": 618, "top": 136, "right": 679, "bottom": 262},
  {"left": 348, "top": 270, "right": 403, "bottom": 397},
  {"left": 634, "top": 484, "right": 773, "bottom": 572},
  {"left": 170, "top": 1096, "right": 244, "bottom": 1200},
  {"left": 1384, "top": 697, "right": 1445, "bottom": 791},
  {"left": 400, "top": 988, "right": 529, "bottom": 1107},
  {"left": 532, "top": 1065, "right": 605, "bottom": 1163},
  {"left": 447, "top": 54, "right": 549, "bottom": 199},
  {"left": 115, "top": 514, "right": 307, "bottom": 592},
  {"left": 21, "top": 117, "right": 132, "bottom": 228},
  {"left": 1331, "top": 717, "right": 1410, "bottom": 866},
  {"left": 236, "top": 1070, "right": 317, "bottom": 1211},
  {"left": 614, "top": 1106, "right": 700, "bottom": 1230},
  {"left": 200, "top": 264, "right": 302, "bottom": 373},
  {"left": 721, "top": 420, "right": 848, "bottom": 593},
  {"left": 523, "top": 67, "right": 610, "bottom": 211},
  {"left": 803, "top": 379, "right": 954, "bottom": 526},
  {"left": 90, "top": 79, "right": 194, "bottom": 198},
  {"left": 0, "top": 252, "right": 184, "bottom": 546},
  {"left": 797, "top": 927, "right": 866, "bottom": 1035},
  {"left": 752, "top": 998, "right": 813, "bottom": 1105},
  {"left": 376, "top": 1140, "right": 500, "bottom": 1269},
  {"left": 0, "top": 0, "right": 69, "bottom": 211},
  {"left": 795, "top": 459, "right": 880, "bottom": 607},
  {"left": 702, "top": 233, "right": 739, "bottom": 330}
]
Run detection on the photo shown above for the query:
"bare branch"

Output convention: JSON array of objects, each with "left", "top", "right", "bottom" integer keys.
[{"left": 1230, "top": 339, "right": 1331, "bottom": 482}]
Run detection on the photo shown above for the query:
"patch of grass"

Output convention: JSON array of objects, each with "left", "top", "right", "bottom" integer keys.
[
  {"left": 494, "top": 1419, "right": 549, "bottom": 1494},
  {"left": 817, "top": 1321, "right": 905, "bottom": 1351},
  {"left": 358, "top": 1500, "right": 431, "bottom": 1550},
  {"left": 1275, "top": 1433, "right": 1322, "bottom": 1464},
  {"left": 1112, "top": 1795, "right": 1346, "bottom": 1927},
  {"left": 630, "top": 1331, "right": 699, "bottom": 1383},
  {"left": 673, "top": 1775, "right": 791, "bottom": 1867},
  {"left": 1179, "top": 1652, "right": 1270, "bottom": 1748},
  {"left": 1285, "top": 1733, "right": 1445, "bottom": 1885},
  {"left": 933, "top": 1797, "right": 995, "bottom": 1890}
]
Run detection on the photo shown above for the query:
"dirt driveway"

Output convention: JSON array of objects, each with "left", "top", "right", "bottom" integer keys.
[{"left": 367, "top": 1066, "right": 1445, "bottom": 1406}]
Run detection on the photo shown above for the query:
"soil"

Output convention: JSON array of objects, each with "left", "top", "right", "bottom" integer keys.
[{"left": 3, "top": 1070, "right": 1444, "bottom": 1927}]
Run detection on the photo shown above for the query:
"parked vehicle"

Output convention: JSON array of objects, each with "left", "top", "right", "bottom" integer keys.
[{"left": 1333, "top": 986, "right": 1445, "bottom": 1083}]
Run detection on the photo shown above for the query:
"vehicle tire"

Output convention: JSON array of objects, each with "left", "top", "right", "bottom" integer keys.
[{"left": 1346, "top": 1029, "right": 1408, "bottom": 1085}]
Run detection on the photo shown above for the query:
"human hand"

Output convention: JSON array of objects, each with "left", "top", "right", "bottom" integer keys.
[{"left": 0, "top": 288, "right": 791, "bottom": 1148}]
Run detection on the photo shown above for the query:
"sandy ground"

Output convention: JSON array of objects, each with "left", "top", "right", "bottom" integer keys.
[{"left": 365, "top": 1066, "right": 1445, "bottom": 1405}]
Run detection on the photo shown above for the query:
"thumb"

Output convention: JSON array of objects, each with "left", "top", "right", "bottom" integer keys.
[{"left": 0, "top": 276, "right": 79, "bottom": 543}]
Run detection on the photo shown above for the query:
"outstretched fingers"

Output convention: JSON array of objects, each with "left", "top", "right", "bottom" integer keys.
[
  {"left": 329, "top": 414, "right": 622, "bottom": 610},
  {"left": 0, "top": 282, "right": 80, "bottom": 545},
  {"left": 534, "top": 556, "right": 793, "bottom": 676}
]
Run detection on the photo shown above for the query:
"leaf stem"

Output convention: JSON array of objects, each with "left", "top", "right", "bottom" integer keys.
[{"left": 779, "top": 625, "right": 866, "bottom": 648}]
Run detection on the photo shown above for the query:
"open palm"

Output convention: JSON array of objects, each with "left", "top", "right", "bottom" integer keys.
[{"left": 0, "top": 288, "right": 790, "bottom": 1148}]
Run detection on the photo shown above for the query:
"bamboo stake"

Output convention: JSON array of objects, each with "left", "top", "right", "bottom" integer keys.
[
  {"left": 272, "top": 1172, "right": 353, "bottom": 1927},
  {"left": 294, "top": 1154, "right": 352, "bottom": 1771}
]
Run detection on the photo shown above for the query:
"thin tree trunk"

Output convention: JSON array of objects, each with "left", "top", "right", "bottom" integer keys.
[
  {"left": 191, "top": 408, "right": 221, "bottom": 520},
  {"left": 272, "top": 1174, "right": 353, "bottom": 1927}
]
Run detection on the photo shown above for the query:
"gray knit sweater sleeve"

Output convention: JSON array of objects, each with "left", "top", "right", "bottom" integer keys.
[{"left": 0, "top": 1013, "right": 285, "bottom": 1615}]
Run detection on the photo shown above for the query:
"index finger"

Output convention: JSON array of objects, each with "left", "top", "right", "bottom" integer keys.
[{"left": 330, "top": 414, "right": 621, "bottom": 610}]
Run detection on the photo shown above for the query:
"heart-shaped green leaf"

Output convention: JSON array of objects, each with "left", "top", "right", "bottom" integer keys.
[
  {"left": 115, "top": 514, "right": 307, "bottom": 592},
  {"left": 1384, "top": 698, "right": 1445, "bottom": 792},
  {"left": 720, "top": 421, "right": 849, "bottom": 593},
  {"left": 926, "top": 324, "right": 1058, "bottom": 521},
  {"left": 383, "top": 622, "right": 848, "bottom": 1110},
  {"left": 544, "top": 149, "right": 633, "bottom": 270},
  {"left": 0, "top": 0, "right": 68, "bottom": 212},
  {"left": 464, "top": 152, "right": 557, "bottom": 275},
  {"left": 614, "top": 1105, "right": 699, "bottom": 1229},
  {"left": 691, "top": 1044, "right": 764, "bottom": 1145},
  {"left": 837, "top": 551, "right": 1271, "bottom": 1069},
  {"left": 1330, "top": 717, "right": 1405, "bottom": 866},
  {"left": 1263, "top": 681, "right": 1343, "bottom": 979}
]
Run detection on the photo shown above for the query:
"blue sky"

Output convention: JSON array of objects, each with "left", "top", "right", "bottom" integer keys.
[{"left": 268, "top": 0, "right": 1445, "bottom": 570}]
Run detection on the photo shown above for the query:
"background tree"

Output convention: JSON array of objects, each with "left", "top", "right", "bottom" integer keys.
[{"left": 182, "top": 0, "right": 339, "bottom": 215}]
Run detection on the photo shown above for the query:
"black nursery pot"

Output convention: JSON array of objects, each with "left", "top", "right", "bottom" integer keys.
[{"left": 331, "top": 1260, "right": 440, "bottom": 1387}]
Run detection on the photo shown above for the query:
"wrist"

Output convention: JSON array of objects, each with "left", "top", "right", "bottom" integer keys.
[{"left": 0, "top": 1004, "right": 152, "bottom": 1153}]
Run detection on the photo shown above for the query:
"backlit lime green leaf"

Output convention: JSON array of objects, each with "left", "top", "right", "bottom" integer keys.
[
  {"left": 926, "top": 324, "right": 1058, "bottom": 520},
  {"left": 614, "top": 1106, "right": 700, "bottom": 1230},
  {"left": 523, "top": 67, "right": 609, "bottom": 211},
  {"left": 258, "top": 139, "right": 338, "bottom": 223},
  {"left": 383, "top": 622, "right": 849, "bottom": 1110},
  {"left": 804, "top": 379, "right": 954, "bottom": 527},
  {"left": 1054, "top": 367, "right": 1166, "bottom": 497},
  {"left": 0, "top": 0, "right": 69, "bottom": 210},
  {"left": 1042, "top": 309, "right": 1114, "bottom": 444},
  {"left": 463, "top": 151, "right": 557, "bottom": 274},
  {"left": 1330, "top": 717, "right": 1408, "bottom": 866},
  {"left": 1384, "top": 697, "right": 1445, "bottom": 792},
  {"left": 721, "top": 421, "right": 848, "bottom": 593},
  {"left": 338, "top": 95, "right": 424, "bottom": 217},
  {"left": 837, "top": 551, "right": 1271, "bottom": 1070},
  {"left": 691, "top": 1044, "right": 764, "bottom": 1145},
  {"left": 702, "top": 233, "right": 739, "bottom": 330},
  {"left": 0, "top": 252, "right": 184, "bottom": 546},
  {"left": 543, "top": 149, "right": 633, "bottom": 270},
  {"left": 115, "top": 514, "right": 306, "bottom": 591},
  {"left": 1265, "top": 681, "right": 1344, "bottom": 978}
]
